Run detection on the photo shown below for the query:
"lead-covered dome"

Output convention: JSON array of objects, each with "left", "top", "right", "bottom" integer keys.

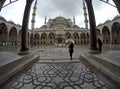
[{"left": 47, "top": 16, "right": 73, "bottom": 28}]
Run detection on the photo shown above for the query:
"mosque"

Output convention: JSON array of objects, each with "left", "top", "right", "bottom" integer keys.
[{"left": 0, "top": 1, "right": 120, "bottom": 47}]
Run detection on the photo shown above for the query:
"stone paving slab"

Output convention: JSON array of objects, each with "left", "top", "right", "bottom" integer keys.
[
  {"left": 0, "top": 52, "right": 21, "bottom": 67},
  {"left": 94, "top": 51, "right": 120, "bottom": 67},
  {"left": 80, "top": 50, "right": 120, "bottom": 84},
  {"left": 0, "top": 52, "right": 39, "bottom": 85}
]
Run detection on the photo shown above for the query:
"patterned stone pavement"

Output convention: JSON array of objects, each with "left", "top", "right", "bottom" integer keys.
[
  {"left": 3, "top": 59, "right": 114, "bottom": 89},
  {"left": 1, "top": 46, "right": 119, "bottom": 89}
]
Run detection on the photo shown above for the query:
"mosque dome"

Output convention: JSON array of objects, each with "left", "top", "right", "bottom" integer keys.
[
  {"left": 73, "top": 25, "right": 80, "bottom": 28},
  {"left": 40, "top": 25, "right": 47, "bottom": 29},
  {"left": 17, "top": 24, "right": 22, "bottom": 27},
  {"left": 0, "top": 16, "right": 6, "bottom": 21},
  {"left": 54, "top": 16, "right": 66, "bottom": 21},
  {"left": 48, "top": 16, "right": 72, "bottom": 28},
  {"left": 97, "top": 23, "right": 103, "bottom": 26},
  {"left": 104, "top": 19, "right": 111, "bottom": 24},
  {"left": 8, "top": 21, "right": 16, "bottom": 25},
  {"left": 112, "top": 15, "right": 120, "bottom": 21}
]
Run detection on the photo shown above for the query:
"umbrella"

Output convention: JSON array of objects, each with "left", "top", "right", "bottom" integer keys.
[{"left": 65, "top": 39, "right": 75, "bottom": 44}]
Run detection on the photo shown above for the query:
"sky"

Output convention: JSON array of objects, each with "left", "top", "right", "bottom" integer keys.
[{"left": 0, "top": 0, "right": 119, "bottom": 29}]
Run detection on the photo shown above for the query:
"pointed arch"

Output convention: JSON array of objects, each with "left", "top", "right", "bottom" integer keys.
[
  {"left": 41, "top": 32, "right": 47, "bottom": 44},
  {"left": 34, "top": 33, "right": 40, "bottom": 40},
  {"left": 49, "top": 32, "right": 55, "bottom": 39},
  {"left": 73, "top": 32, "right": 79, "bottom": 44},
  {"left": 48, "top": 32, "right": 55, "bottom": 44},
  {"left": 34, "top": 33, "right": 40, "bottom": 45},
  {"left": 73, "top": 32, "right": 79, "bottom": 39},
  {"left": 9, "top": 27, "right": 17, "bottom": 46},
  {"left": 102, "top": 26, "right": 110, "bottom": 44},
  {"left": 80, "top": 32, "right": 86, "bottom": 44},
  {"left": 41, "top": 32, "right": 47, "bottom": 39},
  {"left": 0, "top": 23, "right": 8, "bottom": 45},
  {"left": 111, "top": 22, "right": 120, "bottom": 44},
  {"left": 96, "top": 29, "right": 101, "bottom": 38},
  {"left": 65, "top": 31, "right": 71, "bottom": 39}
]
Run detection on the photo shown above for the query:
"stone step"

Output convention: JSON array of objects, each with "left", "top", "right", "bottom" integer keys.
[
  {"left": 38, "top": 58, "right": 80, "bottom": 63},
  {"left": 80, "top": 53, "right": 120, "bottom": 84},
  {"left": 0, "top": 52, "right": 39, "bottom": 85},
  {"left": 92, "top": 54, "right": 120, "bottom": 74}
]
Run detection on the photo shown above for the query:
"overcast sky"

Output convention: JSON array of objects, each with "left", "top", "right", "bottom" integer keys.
[{"left": 0, "top": 0, "right": 119, "bottom": 29}]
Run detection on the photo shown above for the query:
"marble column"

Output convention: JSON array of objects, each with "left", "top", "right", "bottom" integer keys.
[
  {"left": 85, "top": 0, "right": 98, "bottom": 53},
  {"left": 113, "top": 0, "right": 120, "bottom": 14},
  {"left": 19, "top": 0, "right": 34, "bottom": 55}
]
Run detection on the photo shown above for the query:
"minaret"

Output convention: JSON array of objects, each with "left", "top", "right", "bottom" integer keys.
[
  {"left": 83, "top": 0, "right": 88, "bottom": 30},
  {"left": 73, "top": 15, "right": 75, "bottom": 26},
  {"left": 44, "top": 15, "right": 47, "bottom": 25},
  {"left": 31, "top": 0, "right": 37, "bottom": 30}
]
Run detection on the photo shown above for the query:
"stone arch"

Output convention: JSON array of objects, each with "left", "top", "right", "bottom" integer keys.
[
  {"left": 73, "top": 32, "right": 79, "bottom": 39},
  {"left": 41, "top": 32, "right": 47, "bottom": 39},
  {"left": 111, "top": 22, "right": 120, "bottom": 44},
  {"left": 65, "top": 31, "right": 71, "bottom": 39},
  {"left": 80, "top": 32, "right": 86, "bottom": 44},
  {"left": 73, "top": 32, "right": 79, "bottom": 44},
  {"left": 49, "top": 32, "right": 55, "bottom": 39},
  {"left": 0, "top": 23, "right": 8, "bottom": 45},
  {"left": 102, "top": 26, "right": 110, "bottom": 44},
  {"left": 34, "top": 33, "right": 40, "bottom": 45},
  {"left": 96, "top": 29, "right": 101, "bottom": 38},
  {"left": 49, "top": 32, "right": 55, "bottom": 44},
  {"left": 9, "top": 27, "right": 17, "bottom": 46},
  {"left": 41, "top": 32, "right": 47, "bottom": 44},
  {"left": 34, "top": 33, "right": 40, "bottom": 40}
]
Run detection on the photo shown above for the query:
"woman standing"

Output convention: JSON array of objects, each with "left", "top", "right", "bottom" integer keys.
[
  {"left": 97, "top": 38, "right": 103, "bottom": 52},
  {"left": 69, "top": 42, "right": 74, "bottom": 60}
]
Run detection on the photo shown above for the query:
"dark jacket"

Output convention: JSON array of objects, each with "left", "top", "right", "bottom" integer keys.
[{"left": 69, "top": 43, "right": 74, "bottom": 53}]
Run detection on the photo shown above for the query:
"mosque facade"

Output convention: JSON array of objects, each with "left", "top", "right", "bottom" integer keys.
[
  {"left": 0, "top": 15, "right": 120, "bottom": 47},
  {"left": 32, "top": 16, "right": 89, "bottom": 46}
]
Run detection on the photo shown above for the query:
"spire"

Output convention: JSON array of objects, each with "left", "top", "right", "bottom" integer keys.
[
  {"left": 44, "top": 15, "right": 47, "bottom": 25},
  {"left": 83, "top": 0, "right": 88, "bottom": 30},
  {"left": 31, "top": 0, "right": 37, "bottom": 30}
]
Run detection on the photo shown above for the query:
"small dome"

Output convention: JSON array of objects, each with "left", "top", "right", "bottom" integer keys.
[
  {"left": 17, "top": 24, "right": 22, "bottom": 27},
  {"left": 0, "top": 16, "right": 6, "bottom": 21},
  {"left": 73, "top": 25, "right": 80, "bottom": 28},
  {"left": 54, "top": 16, "right": 66, "bottom": 21},
  {"left": 40, "top": 25, "right": 47, "bottom": 29},
  {"left": 104, "top": 19, "right": 111, "bottom": 24},
  {"left": 97, "top": 23, "right": 103, "bottom": 26},
  {"left": 8, "top": 20, "right": 16, "bottom": 25},
  {"left": 113, "top": 15, "right": 120, "bottom": 20}
]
